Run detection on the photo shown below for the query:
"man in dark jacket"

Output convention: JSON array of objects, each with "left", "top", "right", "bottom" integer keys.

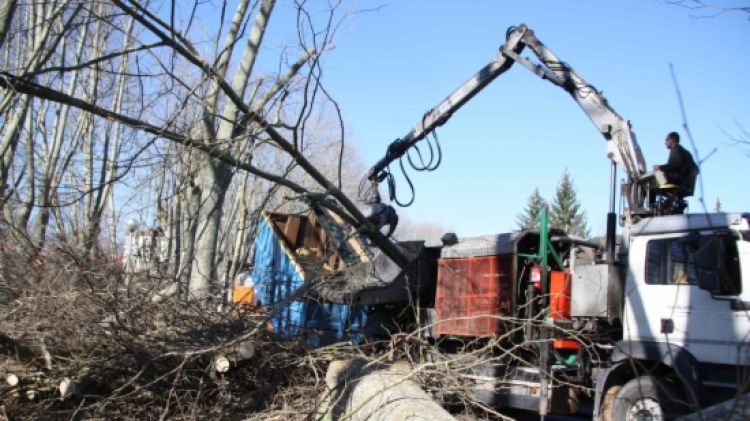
[{"left": 652, "top": 131, "right": 697, "bottom": 192}]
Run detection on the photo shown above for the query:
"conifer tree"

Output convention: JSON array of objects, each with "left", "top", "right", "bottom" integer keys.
[
  {"left": 550, "top": 170, "right": 590, "bottom": 238},
  {"left": 517, "top": 188, "right": 548, "bottom": 230}
]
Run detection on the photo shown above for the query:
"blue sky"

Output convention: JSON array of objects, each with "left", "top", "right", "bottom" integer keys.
[{"left": 310, "top": 1, "right": 749, "bottom": 237}]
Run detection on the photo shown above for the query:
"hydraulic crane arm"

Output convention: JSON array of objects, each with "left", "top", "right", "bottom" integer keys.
[
  {"left": 367, "top": 24, "right": 648, "bottom": 213},
  {"left": 512, "top": 27, "right": 647, "bottom": 198},
  {"left": 366, "top": 27, "right": 527, "bottom": 181}
]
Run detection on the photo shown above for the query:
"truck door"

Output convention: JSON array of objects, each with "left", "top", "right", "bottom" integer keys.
[{"left": 624, "top": 232, "right": 750, "bottom": 367}]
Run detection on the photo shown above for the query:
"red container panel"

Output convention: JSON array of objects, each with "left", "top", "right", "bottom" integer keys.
[
  {"left": 550, "top": 271, "right": 572, "bottom": 319},
  {"left": 549, "top": 270, "right": 581, "bottom": 350},
  {"left": 435, "top": 255, "right": 513, "bottom": 337}
]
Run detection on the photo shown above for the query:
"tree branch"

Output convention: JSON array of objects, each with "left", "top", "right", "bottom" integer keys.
[
  {"left": 0, "top": 71, "right": 307, "bottom": 196},
  {"left": 26, "top": 42, "right": 167, "bottom": 76}
]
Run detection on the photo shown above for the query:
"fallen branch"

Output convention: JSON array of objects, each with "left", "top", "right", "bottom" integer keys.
[{"left": 0, "top": 332, "right": 44, "bottom": 367}]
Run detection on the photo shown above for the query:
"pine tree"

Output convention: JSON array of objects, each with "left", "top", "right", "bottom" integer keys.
[
  {"left": 517, "top": 188, "right": 548, "bottom": 230},
  {"left": 550, "top": 170, "right": 590, "bottom": 238}
]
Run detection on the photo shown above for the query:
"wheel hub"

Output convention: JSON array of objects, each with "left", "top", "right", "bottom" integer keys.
[{"left": 628, "top": 397, "right": 664, "bottom": 421}]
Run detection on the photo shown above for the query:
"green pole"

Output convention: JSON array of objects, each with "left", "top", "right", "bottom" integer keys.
[
  {"left": 539, "top": 207, "right": 550, "bottom": 418},
  {"left": 540, "top": 206, "right": 549, "bottom": 307}
]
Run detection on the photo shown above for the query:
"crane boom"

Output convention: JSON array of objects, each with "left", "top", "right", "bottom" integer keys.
[
  {"left": 513, "top": 26, "right": 647, "bottom": 209},
  {"left": 366, "top": 27, "right": 527, "bottom": 181},
  {"left": 367, "top": 24, "right": 649, "bottom": 214}
]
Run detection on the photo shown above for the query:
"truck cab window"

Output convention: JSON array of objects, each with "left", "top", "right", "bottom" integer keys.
[
  {"left": 646, "top": 238, "right": 697, "bottom": 285},
  {"left": 645, "top": 235, "right": 741, "bottom": 294}
]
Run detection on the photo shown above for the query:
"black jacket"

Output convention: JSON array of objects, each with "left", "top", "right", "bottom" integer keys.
[{"left": 660, "top": 143, "right": 695, "bottom": 186}]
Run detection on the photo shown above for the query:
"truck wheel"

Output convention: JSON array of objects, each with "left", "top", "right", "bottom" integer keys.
[
  {"left": 610, "top": 376, "right": 679, "bottom": 420},
  {"left": 599, "top": 384, "right": 620, "bottom": 421}
]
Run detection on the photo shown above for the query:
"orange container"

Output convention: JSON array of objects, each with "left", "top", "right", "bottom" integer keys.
[
  {"left": 549, "top": 271, "right": 580, "bottom": 350},
  {"left": 232, "top": 285, "right": 256, "bottom": 306},
  {"left": 550, "top": 271, "right": 571, "bottom": 319}
]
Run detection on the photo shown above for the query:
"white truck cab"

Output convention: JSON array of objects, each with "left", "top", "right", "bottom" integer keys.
[
  {"left": 624, "top": 213, "right": 750, "bottom": 365},
  {"left": 599, "top": 213, "right": 750, "bottom": 419}
]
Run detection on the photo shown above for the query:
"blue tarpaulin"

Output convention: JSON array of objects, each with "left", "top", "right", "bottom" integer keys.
[{"left": 251, "top": 214, "right": 368, "bottom": 345}]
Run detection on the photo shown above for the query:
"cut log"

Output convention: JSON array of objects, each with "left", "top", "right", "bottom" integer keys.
[
  {"left": 213, "top": 355, "right": 231, "bottom": 373},
  {"left": 59, "top": 377, "right": 79, "bottom": 400},
  {"left": 6, "top": 373, "right": 19, "bottom": 386},
  {"left": 324, "top": 359, "right": 455, "bottom": 421},
  {"left": 212, "top": 340, "right": 256, "bottom": 373}
]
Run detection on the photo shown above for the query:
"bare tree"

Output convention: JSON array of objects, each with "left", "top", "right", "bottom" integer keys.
[
  {"left": 1, "top": 0, "right": 85, "bottom": 255},
  {"left": 0, "top": 0, "right": 16, "bottom": 49},
  {"left": 1, "top": 0, "right": 403, "bottom": 301},
  {"left": 663, "top": 1, "right": 750, "bottom": 18},
  {"left": 722, "top": 121, "right": 750, "bottom": 157}
]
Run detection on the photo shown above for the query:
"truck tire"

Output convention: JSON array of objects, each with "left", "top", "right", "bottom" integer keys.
[
  {"left": 600, "top": 384, "right": 620, "bottom": 421},
  {"left": 609, "top": 376, "right": 680, "bottom": 420}
]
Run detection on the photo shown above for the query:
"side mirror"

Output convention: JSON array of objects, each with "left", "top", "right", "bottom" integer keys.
[{"left": 697, "top": 271, "right": 720, "bottom": 292}]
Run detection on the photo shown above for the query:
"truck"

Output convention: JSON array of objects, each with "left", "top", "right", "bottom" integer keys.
[
  {"left": 369, "top": 23, "right": 750, "bottom": 420},
  {"left": 243, "top": 24, "right": 750, "bottom": 420}
]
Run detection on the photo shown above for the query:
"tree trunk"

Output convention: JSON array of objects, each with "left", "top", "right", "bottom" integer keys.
[
  {"left": 188, "top": 156, "right": 232, "bottom": 297},
  {"left": 227, "top": 173, "right": 250, "bottom": 281},
  {"left": 82, "top": 14, "right": 133, "bottom": 255},
  {"left": 31, "top": 17, "right": 90, "bottom": 253},
  {"left": 177, "top": 176, "right": 197, "bottom": 292},
  {"left": 325, "top": 359, "right": 455, "bottom": 421},
  {"left": 167, "top": 173, "right": 181, "bottom": 281},
  {"left": 185, "top": 0, "right": 276, "bottom": 298},
  {"left": 0, "top": 0, "right": 16, "bottom": 50}
]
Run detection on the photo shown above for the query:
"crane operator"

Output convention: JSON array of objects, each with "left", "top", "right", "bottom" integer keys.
[{"left": 652, "top": 131, "right": 697, "bottom": 191}]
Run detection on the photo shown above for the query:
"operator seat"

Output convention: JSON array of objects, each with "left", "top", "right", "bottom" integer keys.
[
  {"left": 652, "top": 166, "right": 698, "bottom": 216},
  {"left": 653, "top": 183, "right": 688, "bottom": 215}
]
